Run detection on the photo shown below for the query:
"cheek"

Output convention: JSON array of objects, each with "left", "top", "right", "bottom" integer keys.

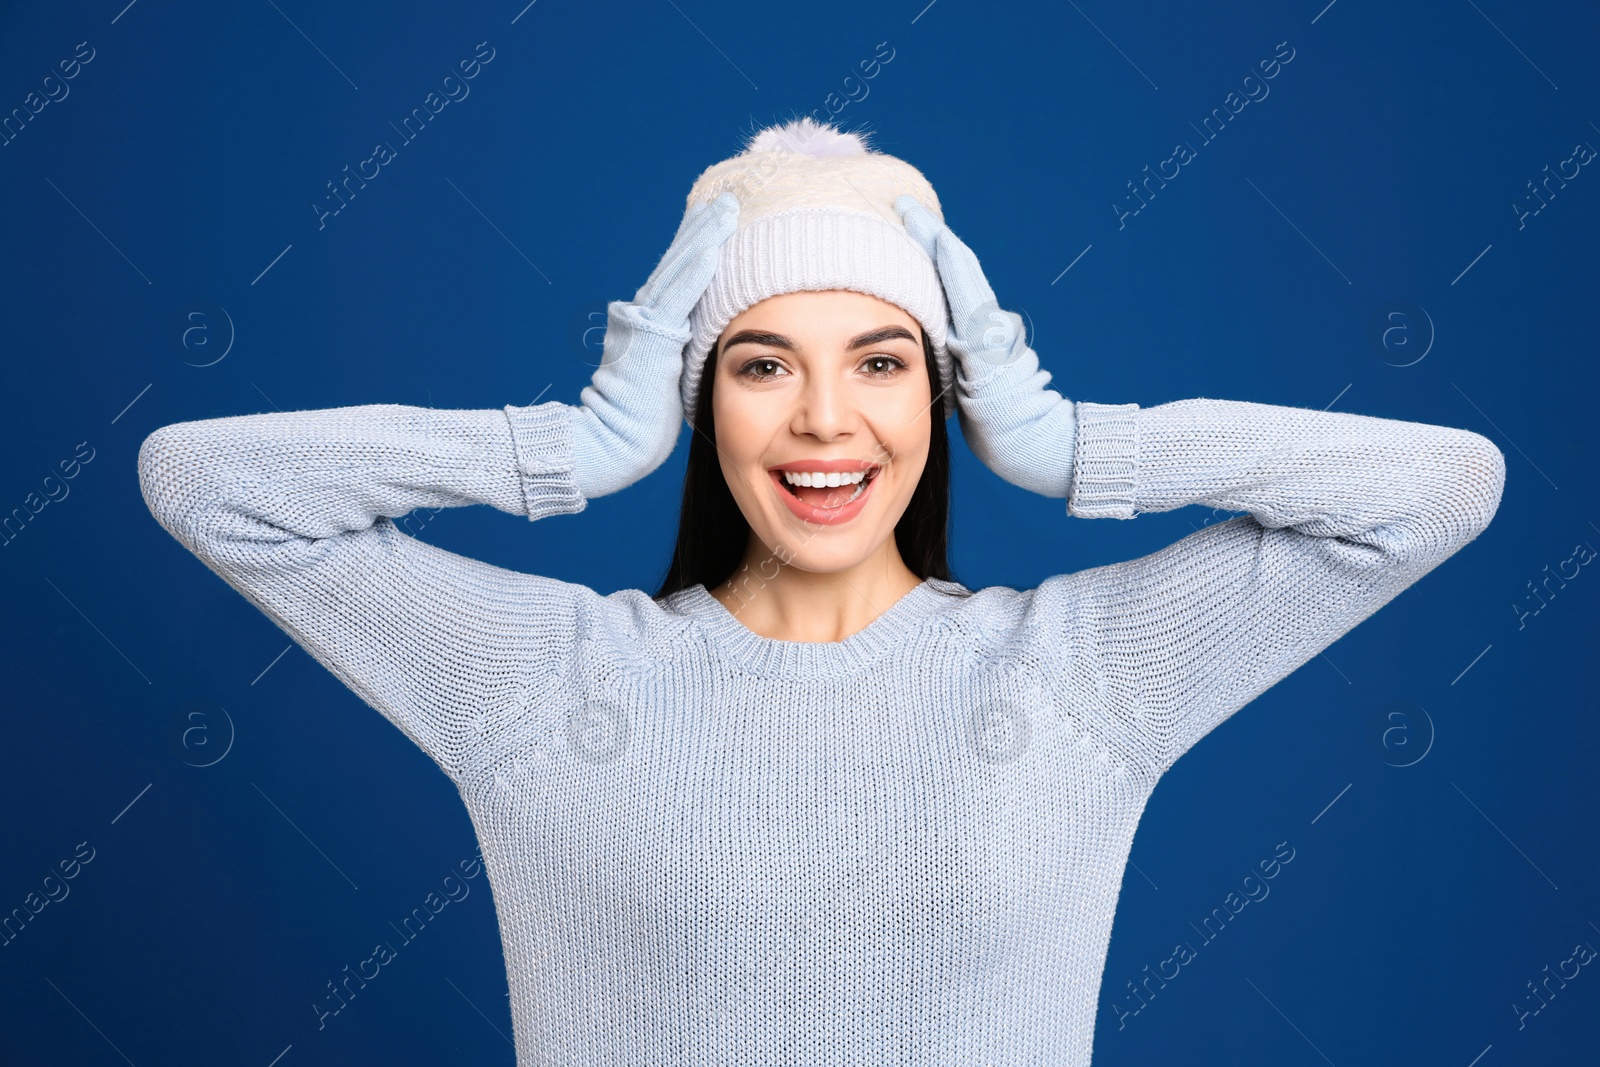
[
  {"left": 880, "top": 406, "right": 932, "bottom": 467},
  {"left": 712, "top": 397, "right": 770, "bottom": 485},
  {"left": 886, "top": 382, "right": 933, "bottom": 429}
]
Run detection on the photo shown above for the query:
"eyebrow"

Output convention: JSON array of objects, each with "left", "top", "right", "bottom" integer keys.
[{"left": 720, "top": 324, "right": 920, "bottom": 354}]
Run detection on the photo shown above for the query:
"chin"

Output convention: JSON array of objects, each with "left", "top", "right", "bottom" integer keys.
[
  {"left": 776, "top": 545, "right": 877, "bottom": 574},
  {"left": 752, "top": 513, "right": 898, "bottom": 570}
]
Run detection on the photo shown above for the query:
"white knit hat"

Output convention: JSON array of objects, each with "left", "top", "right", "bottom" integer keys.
[{"left": 678, "top": 118, "right": 955, "bottom": 421}]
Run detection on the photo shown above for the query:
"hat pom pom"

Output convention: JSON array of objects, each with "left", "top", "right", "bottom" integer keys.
[{"left": 743, "top": 117, "right": 872, "bottom": 159}]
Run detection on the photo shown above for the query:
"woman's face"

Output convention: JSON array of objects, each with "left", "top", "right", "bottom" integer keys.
[{"left": 710, "top": 289, "right": 933, "bottom": 575}]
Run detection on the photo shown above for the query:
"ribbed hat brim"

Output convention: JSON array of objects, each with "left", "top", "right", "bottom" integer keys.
[{"left": 681, "top": 207, "right": 954, "bottom": 420}]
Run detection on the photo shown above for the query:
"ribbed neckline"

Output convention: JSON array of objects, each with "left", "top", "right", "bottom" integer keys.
[{"left": 671, "top": 577, "right": 968, "bottom": 676}]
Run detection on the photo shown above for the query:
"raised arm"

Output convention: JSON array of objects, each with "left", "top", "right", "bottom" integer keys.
[
  {"left": 137, "top": 400, "right": 592, "bottom": 783},
  {"left": 1045, "top": 397, "right": 1505, "bottom": 778},
  {"left": 137, "top": 194, "right": 741, "bottom": 784},
  {"left": 889, "top": 199, "right": 1505, "bottom": 779}
]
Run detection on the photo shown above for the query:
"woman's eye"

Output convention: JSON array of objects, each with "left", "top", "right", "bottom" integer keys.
[
  {"left": 738, "top": 359, "right": 786, "bottom": 380},
  {"left": 737, "top": 355, "right": 907, "bottom": 381},
  {"left": 863, "top": 356, "right": 907, "bottom": 377}
]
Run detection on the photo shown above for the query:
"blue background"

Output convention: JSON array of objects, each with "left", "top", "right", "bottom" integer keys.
[{"left": 2, "top": 0, "right": 1596, "bottom": 1062}]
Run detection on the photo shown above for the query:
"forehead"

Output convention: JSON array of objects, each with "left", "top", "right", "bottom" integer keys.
[{"left": 725, "top": 290, "right": 920, "bottom": 336}]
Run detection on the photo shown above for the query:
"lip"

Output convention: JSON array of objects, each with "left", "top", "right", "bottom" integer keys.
[{"left": 770, "top": 467, "right": 878, "bottom": 526}]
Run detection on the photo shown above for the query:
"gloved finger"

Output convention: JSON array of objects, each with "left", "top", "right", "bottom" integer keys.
[
  {"left": 630, "top": 202, "right": 706, "bottom": 301},
  {"left": 895, "top": 198, "right": 1032, "bottom": 401},
  {"left": 644, "top": 238, "right": 730, "bottom": 329},
  {"left": 665, "top": 197, "right": 710, "bottom": 249},
  {"left": 634, "top": 192, "right": 740, "bottom": 316},
  {"left": 921, "top": 224, "right": 1035, "bottom": 386},
  {"left": 894, "top": 195, "right": 941, "bottom": 259},
  {"left": 957, "top": 308, "right": 1033, "bottom": 396},
  {"left": 601, "top": 195, "right": 736, "bottom": 377},
  {"left": 634, "top": 211, "right": 727, "bottom": 315},
  {"left": 895, "top": 196, "right": 1006, "bottom": 358},
  {"left": 931, "top": 225, "right": 1003, "bottom": 341}
]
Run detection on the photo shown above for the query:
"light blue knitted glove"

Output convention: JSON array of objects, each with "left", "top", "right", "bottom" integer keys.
[
  {"left": 568, "top": 192, "right": 740, "bottom": 499},
  {"left": 895, "top": 195, "right": 1078, "bottom": 500}
]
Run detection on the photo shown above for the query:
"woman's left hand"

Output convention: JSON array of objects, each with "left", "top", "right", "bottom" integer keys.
[{"left": 896, "top": 194, "right": 1079, "bottom": 500}]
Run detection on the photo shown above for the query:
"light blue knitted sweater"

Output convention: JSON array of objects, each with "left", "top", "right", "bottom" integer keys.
[{"left": 136, "top": 396, "right": 1504, "bottom": 1065}]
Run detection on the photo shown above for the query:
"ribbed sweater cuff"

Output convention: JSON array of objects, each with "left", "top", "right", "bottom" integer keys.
[
  {"left": 1068, "top": 401, "right": 1139, "bottom": 519},
  {"left": 502, "top": 401, "right": 588, "bottom": 521}
]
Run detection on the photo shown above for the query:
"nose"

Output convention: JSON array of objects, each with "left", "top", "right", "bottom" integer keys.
[{"left": 788, "top": 370, "right": 859, "bottom": 439}]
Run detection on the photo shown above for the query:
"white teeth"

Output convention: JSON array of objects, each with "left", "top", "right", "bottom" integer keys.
[{"left": 781, "top": 469, "right": 869, "bottom": 487}]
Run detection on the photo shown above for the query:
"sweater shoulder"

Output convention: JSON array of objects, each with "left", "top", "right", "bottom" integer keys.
[
  {"left": 542, "top": 581, "right": 700, "bottom": 677},
  {"left": 931, "top": 581, "right": 1036, "bottom": 651}
]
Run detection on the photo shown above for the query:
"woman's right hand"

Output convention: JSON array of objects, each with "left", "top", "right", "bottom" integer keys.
[{"left": 567, "top": 191, "right": 741, "bottom": 499}]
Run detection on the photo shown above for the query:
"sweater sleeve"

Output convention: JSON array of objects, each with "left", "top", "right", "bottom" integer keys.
[
  {"left": 136, "top": 400, "right": 592, "bottom": 784},
  {"left": 1051, "top": 397, "right": 1505, "bottom": 778}
]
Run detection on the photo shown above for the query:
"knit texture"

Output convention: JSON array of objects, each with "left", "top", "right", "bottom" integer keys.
[
  {"left": 678, "top": 118, "right": 956, "bottom": 421},
  {"left": 136, "top": 396, "right": 1505, "bottom": 1065},
  {"left": 682, "top": 206, "right": 953, "bottom": 421}
]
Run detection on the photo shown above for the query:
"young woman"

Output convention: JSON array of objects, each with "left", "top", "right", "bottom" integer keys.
[{"left": 138, "top": 120, "right": 1504, "bottom": 1065}]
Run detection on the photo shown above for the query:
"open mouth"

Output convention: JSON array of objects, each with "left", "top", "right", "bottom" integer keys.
[{"left": 773, "top": 467, "right": 879, "bottom": 509}]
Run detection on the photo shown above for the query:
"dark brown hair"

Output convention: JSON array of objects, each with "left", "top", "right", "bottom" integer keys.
[{"left": 652, "top": 326, "right": 969, "bottom": 600}]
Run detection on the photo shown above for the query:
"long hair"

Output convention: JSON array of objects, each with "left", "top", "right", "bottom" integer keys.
[{"left": 653, "top": 328, "right": 969, "bottom": 601}]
